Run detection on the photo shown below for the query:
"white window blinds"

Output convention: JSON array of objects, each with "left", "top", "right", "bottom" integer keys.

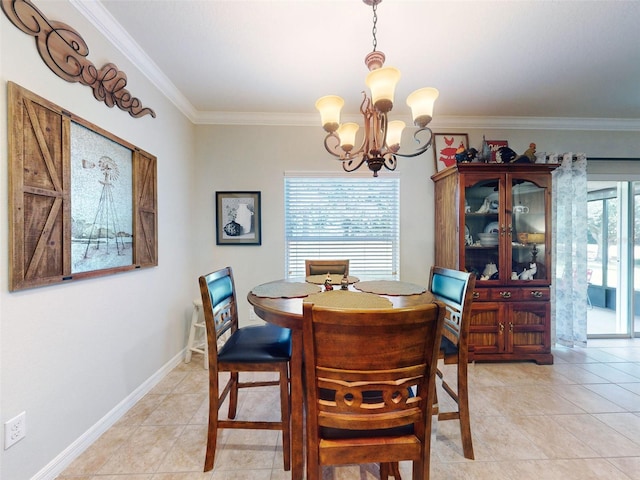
[{"left": 284, "top": 175, "right": 400, "bottom": 278}]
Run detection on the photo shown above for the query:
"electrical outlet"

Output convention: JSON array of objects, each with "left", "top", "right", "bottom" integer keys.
[{"left": 4, "top": 411, "right": 26, "bottom": 449}]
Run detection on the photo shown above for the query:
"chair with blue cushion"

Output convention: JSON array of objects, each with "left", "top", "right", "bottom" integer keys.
[
  {"left": 429, "top": 266, "right": 476, "bottom": 460},
  {"left": 302, "top": 300, "right": 446, "bottom": 480},
  {"left": 199, "top": 267, "right": 291, "bottom": 472}
]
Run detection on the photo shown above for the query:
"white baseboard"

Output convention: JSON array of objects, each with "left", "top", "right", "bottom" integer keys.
[{"left": 31, "top": 349, "right": 186, "bottom": 480}]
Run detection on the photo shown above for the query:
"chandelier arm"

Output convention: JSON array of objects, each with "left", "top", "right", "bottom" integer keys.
[
  {"left": 323, "top": 132, "right": 345, "bottom": 159},
  {"left": 359, "top": 91, "right": 371, "bottom": 115},
  {"left": 382, "top": 154, "right": 397, "bottom": 171},
  {"left": 377, "top": 112, "right": 388, "bottom": 152},
  {"left": 343, "top": 155, "right": 368, "bottom": 173},
  {"left": 394, "top": 126, "right": 435, "bottom": 158},
  {"left": 324, "top": 131, "right": 369, "bottom": 162}
]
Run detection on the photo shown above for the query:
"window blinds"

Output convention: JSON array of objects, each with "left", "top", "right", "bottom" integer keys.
[{"left": 284, "top": 176, "right": 400, "bottom": 278}]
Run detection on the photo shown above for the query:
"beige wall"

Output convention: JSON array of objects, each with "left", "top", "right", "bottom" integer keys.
[
  {"left": 192, "top": 124, "right": 436, "bottom": 323},
  {"left": 2, "top": 1, "right": 640, "bottom": 479},
  {"left": 192, "top": 124, "right": 640, "bottom": 322}
]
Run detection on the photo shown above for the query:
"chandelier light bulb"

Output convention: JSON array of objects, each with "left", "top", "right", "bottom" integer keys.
[
  {"left": 407, "top": 87, "right": 440, "bottom": 128},
  {"left": 386, "top": 120, "right": 405, "bottom": 150},
  {"left": 337, "top": 123, "right": 359, "bottom": 152},
  {"left": 365, "top": 66, "right": 400, "bottom": 113},
  {"left": 315, "top": 95, "right": 344, "bottom": 132}
]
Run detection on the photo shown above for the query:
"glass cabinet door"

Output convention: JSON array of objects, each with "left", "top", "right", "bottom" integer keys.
[
  {"left": 463, "top": 176, "right": 504, "bottom": 282},
  {"left": 510, "top": 176, "right": 548, "bottom": 283}
]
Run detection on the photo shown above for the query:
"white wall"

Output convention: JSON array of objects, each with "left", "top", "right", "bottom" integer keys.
[
  {"left": 1, "top": 2, "right": 196, "bottom": 478},
  {"left": 3, "top": 1, "right": 640, "bottom": 479}
]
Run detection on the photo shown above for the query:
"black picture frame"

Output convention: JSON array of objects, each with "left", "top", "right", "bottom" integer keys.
[{"left": 216, "top": 191, "right": 262, "bottom": 245}]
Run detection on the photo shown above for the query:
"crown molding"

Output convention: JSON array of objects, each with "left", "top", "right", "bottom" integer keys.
[
  {"left": 73, "top": 0, "right": 640, "bottom": 132},
  {"left": 194, "top": 112, "right": 640, "bottom": 132}
]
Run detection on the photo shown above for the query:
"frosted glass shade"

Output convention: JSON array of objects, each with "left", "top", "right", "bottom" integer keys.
[
  {"left": 365, "top": 66, "right": 400, "bottom": 113},
  {"left": 337, "top": 122, "right": 359, "bottom": 151},
  {"left": 315, "top": 95, "right": 344, "bottom": 132},
  {"left": 386, "top": 120, "right": 405, "bottom": 148},
  {"left": 406, "top": 87, "right": 439, "bottom": 128}
]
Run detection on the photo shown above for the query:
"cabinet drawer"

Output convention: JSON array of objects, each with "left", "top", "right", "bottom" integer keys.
[
  {"left": 521, "top": 287, "right": 550, "bottom": 301},
  {"left": 488, "top": 288, "right": 522, "bottom": 301},
  {"left": 471, "top": 288, "right": 490, "bottom": 301}
]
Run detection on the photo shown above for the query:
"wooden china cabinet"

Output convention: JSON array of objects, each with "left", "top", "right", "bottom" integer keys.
[{"left": 432, "top": 163, "right": 558, "bottom": 365}]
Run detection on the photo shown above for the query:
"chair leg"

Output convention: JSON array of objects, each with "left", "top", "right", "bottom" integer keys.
[
  {"left": 411, "top": 459, "right": 425, "bottom": 480},
  {"left": 380, "top": 462, "right": 402, "bottom": 479},
  {"left": 228, "top": 371, "right": 239, "bottom": 419},
  {"left": 457, "top": 361, "right": 474, "bottom": 460},
  {"left": 204, "top": 367, "right": 221, "bottom": 472},
  {"left": 279, "top": 364, "right": 291, "bottom": 471},
  {"left": 380, "top": 462, "right": 389, "bottom": 479}
]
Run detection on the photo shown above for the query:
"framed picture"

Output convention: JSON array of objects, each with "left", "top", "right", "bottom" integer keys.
[
  {"left": 8, "top": 82, "right": 157, "bottom": 291},
  {"left": 486, "top": 140, "right": 509, "bottom": 163},
  {"left": 433, "top": 133, "right": 469, "bottom": 172},
  {"left": 216, "top": 191, "right": 262, "bottom": 245}
]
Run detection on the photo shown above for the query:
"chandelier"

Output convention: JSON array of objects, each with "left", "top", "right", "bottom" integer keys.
[{"left": 315, "top": 0, "right": 439, "bottom": 177}]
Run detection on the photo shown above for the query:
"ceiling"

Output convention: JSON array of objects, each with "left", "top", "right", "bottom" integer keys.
[{"left": 72, "top": 0, "right": 640, "bottom": 130}]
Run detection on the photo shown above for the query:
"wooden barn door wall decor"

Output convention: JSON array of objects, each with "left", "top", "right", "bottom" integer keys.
[{"left": 8, "top": 82, "right": 158, "bottom": 291}]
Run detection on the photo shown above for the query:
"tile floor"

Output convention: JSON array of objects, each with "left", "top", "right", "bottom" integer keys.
[{"left": 57, "top": 339, "right": 640, "bottom": 480}]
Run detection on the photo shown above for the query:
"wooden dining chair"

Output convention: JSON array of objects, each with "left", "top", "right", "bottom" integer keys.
[
  {"left": 304, "top": 259, "right": 349, "bottom": 277},
  {"left": 429, "top": 266, "right": 476, "bottom": 460},
  {"left": 302, "top": 300, "right": 446, "bottom": 480},
  {"left": 199, "top": 267, "right": 291, "bottom": 472}
]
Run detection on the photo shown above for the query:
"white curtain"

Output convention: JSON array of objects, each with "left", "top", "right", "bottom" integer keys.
[{"left": 551, "top": 153, "right": 588, "bottom": 347}]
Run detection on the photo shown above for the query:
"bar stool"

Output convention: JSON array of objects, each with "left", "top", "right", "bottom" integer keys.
[{"left": 185, "top": 299, "right": 208, "bottom": 369}]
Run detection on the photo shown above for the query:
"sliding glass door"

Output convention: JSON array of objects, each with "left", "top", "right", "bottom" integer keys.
[{"left": 587, "top": 181, "right": 640, "bottom": 337}]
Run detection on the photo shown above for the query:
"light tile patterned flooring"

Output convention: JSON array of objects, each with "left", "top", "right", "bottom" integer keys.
[{"left": 57, "top": 339, "right": 640, "bottom": 480}]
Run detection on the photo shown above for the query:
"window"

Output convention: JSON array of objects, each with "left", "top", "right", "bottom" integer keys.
[{"left": 284, "top": 175, "right": 400, "bottom": 278}]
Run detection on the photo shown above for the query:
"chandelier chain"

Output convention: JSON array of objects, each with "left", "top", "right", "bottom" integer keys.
[{"left": 371, "top": 1, "right": 378, "bottom": 52}]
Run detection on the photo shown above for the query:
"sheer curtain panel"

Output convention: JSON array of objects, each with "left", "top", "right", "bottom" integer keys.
[{"left": 552, "top": 153, "right": 588, "bottom": 347}]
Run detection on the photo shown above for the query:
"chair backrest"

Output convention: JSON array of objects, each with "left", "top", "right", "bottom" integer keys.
[
  {"left": 302, "top": 301, "right": 445, "bottom": 455},
  {"left": 305, "top": 259, "right": 349, "bottom": 277},
  {"left": 198, "top": 267, "right": 238, "bottom": 360},
  {"left": 428, "top": 266, "right": 475, "bottom": 349}
]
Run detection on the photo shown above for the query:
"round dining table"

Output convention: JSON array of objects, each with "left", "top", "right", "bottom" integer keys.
[{"left": 247, "top": 277, "right": 436, "bottom": 480}]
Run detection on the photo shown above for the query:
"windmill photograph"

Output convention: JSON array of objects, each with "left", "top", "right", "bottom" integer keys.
[{"left": 71, "top": 122, "right": 133, "bottom": 273}]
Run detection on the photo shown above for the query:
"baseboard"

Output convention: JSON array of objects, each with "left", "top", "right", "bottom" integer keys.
[{"left": 31, "top": 349, "right": 186, "bottom": 480}]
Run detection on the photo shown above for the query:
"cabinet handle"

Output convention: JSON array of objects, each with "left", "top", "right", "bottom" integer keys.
[
  {"left": 499, "top": 323, "right": 504, "bottom": 334},
  {"left": 499, "top": 291, "right": 512, "bottom": 298},
  {"left": 473, "top": 292, "right": 480, "bottom": 299},
  {"left": 531, "top": 291, "right": 543, "bottom": 298},
  {"left": 509, "top": 322, "right": 514, "bottom": 332}
]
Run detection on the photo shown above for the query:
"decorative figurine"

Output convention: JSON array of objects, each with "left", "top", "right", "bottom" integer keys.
[
  {"left": 324, "top": 273, "right": 333, "bottom": 291},
  {"left": 497, "top": 146, "right": 517, "bottom": 163},
  {"left": 511, "top": 143, "right": 537, "bottom": 163},
  {"left": 518, "top": 262, "right": 537, "bottom": 280},
  {"left": 340, "top": 273, "right": 349, "bottom": 290},
  {"left": 479, "top": 135, "right": 491, "bottom": 163},
  {"left": 456, "top": 147, "right": 478, "bottom": 163}
]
